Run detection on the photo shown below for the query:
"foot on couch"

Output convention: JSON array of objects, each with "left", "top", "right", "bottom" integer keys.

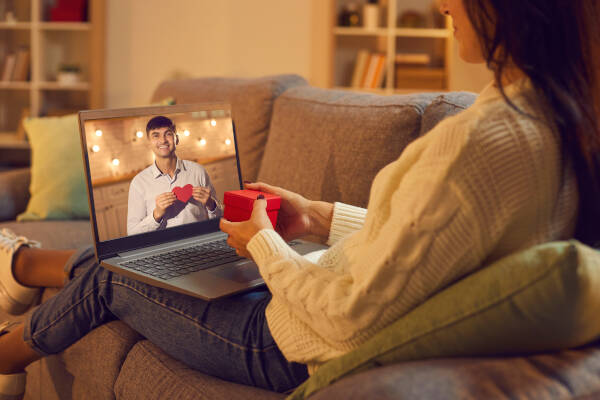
[{"left": 0, "top": 229, "right": 41, "bottom": 315}]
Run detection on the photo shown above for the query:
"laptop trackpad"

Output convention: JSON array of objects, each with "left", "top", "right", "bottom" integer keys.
[{"left": 210, "top": 263, "right": 262, "bottom": 283}]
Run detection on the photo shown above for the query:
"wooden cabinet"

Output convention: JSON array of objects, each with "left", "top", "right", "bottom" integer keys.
[
  {"left": 329, "top": 0, "right": 453, "bottom": 94},
  {"left": 0, "top": 0, "right": 104, "bottom": 146},
  {"left": 93, "top": 180, "right": 130, "bottom": 241}
]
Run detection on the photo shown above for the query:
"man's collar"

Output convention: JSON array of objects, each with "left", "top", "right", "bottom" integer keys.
[
  {"left": 152, "top": 157, "right": 184, "bottom": 178},
  {"left": 176, "top": 158, "right": 186, "bottom": 172}
]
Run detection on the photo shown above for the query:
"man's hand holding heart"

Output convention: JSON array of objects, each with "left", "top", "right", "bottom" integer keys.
[
  {"left": 171, "top": 184, "right": 217, "bottom": 211},
  {"left": 192, "top": 186, "right": 213, "bottom": 208},
  {"left": 153, "top": 192, "right": 177, "bottom": 222}
]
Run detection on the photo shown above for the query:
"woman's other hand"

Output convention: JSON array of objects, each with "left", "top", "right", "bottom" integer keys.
[
  {"left": 220, "top": 196, "right": 273, "bottom": 258},
  {"left": 244, "top": 182, "right": 334, "bottom": 243},
  {"left": 244, "top": 182, "right": 312, "bottom": 241}
]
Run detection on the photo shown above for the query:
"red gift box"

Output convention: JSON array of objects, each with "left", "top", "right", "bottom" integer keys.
[{"left": 223, "top": 190, "right": 281, "bottom": 227}]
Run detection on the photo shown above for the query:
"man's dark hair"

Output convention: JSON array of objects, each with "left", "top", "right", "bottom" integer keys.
[
  {"left": 464, "top": 0, "right": 600, "bottom": 246},
  {"left": 146, "top": 116, "right": 176, "bottom": 137}
]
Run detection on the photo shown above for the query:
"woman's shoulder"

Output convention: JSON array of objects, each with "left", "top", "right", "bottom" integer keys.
[{"left": 433, "top": 83, "right": 553, "bottom": 148}]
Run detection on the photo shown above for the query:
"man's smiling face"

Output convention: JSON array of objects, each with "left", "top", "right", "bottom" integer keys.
[{"left": 148, "top": 126, "right": 176, "bottom": 158}]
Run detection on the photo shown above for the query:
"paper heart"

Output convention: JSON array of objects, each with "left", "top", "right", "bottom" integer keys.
[{"left": 172, "top": 184, "right": 193, "bottom": 203}]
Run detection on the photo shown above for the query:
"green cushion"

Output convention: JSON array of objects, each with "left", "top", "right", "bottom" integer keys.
[
  {"left": 18, "top": 114, "right": 89, "bottom": 221},
  {"left": 288, "top": 241, "right": 600, "bottom": 400}
]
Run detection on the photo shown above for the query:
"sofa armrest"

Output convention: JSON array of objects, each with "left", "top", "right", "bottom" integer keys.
[{"left": 0, "top": 168, "right": 30, "bottom": 221}]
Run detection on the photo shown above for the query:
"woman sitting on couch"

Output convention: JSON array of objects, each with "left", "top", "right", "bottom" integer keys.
[{"left": 1, "top": 0, "right": 599, "bottom": 397}]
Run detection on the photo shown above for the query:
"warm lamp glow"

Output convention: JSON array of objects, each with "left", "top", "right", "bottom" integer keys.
[
  {"left": 224, "top": 138, "right": 232, "bottom": 146},
  {"left": 112, "top": 158, "right": 120, "bottom": 166},
  {"left": 91, "top": 145, "right": 100, "bottom": 152},
  {"left": 95, "top": 129, "right": 103, "bottom": 137},
  {"left": 198, "top": 138, "right": 207, "bottom": 146},
  {"left": 183, "top": 129, "right": 190, "bottom": 136},
  {"left": 136, "top": 131, "right": 144, "bottom": 138},
  {"left": 210, "top": 119, "right": 217, "bottom": 127}
]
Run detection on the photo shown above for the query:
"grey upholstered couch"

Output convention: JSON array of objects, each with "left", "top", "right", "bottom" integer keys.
[{"left": 1, "top": 75, "right": 599, "bottom": 399}]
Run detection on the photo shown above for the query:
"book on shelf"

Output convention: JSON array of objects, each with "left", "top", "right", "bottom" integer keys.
[
  {"left": 362, "top": 53, "right": 386, "bottom": 89},
  {"left": 12, "top": 47, "right": 30, "bottom": 81},
  {"left": 394, "top": 53, "right": 431, "bottom": 66},
  {"left": 1, "top": 54, "right": 16, "bottom": 82},
  {"left": 351, "top": 50, "right": 370, "bottom": 88},
  {"left": 351, "top": 51, "right": 387, "bottom": 89}
]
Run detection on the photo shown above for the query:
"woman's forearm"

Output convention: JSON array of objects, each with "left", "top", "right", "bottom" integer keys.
[{"left": 308, "top": 201, "right": 334, "bottom": 241}]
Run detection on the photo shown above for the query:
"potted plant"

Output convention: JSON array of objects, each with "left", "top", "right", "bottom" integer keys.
[{"left": 57, "top": 64, "right": 82, "bottom": 85}]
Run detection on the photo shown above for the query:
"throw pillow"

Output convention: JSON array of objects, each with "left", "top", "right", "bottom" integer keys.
[
  {"left": 18, "top": 114, "right": 89, "bottom": 220},
  {"left": 288, "top": 240, "right": 600, "bottom": 400}
]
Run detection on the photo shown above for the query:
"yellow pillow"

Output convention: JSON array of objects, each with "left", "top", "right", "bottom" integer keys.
[{"left": 18, "top": 114, "right": 89, "bottom": 221}]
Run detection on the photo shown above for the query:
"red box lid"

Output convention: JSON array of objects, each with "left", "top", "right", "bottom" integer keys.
[{"left": 223, "top": 190, "right": 281, "bottom": 211}]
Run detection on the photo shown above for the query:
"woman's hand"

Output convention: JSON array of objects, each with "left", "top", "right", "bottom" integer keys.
[
  {"left": 244, "top": 182, "right": 312, "bottom": 241},
  {"left": 244, "top": 182, "right": 334, "bottom": 243},
  {"left": 219, "top": 196, "right": 273, "bottom": 258}
]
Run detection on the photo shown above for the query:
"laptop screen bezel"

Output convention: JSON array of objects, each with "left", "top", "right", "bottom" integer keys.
[{"left": 78, "top": 103, "right": 243, "bottom": 260}]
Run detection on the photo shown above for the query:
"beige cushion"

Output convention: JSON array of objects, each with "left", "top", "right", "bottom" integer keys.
[
  {"left": 115, "top": 340, "right": 284, "bottom": 400},
  {"left": 0, "top": 220, "right": 92, "bottom": 250},
  {"left": 151, "top": 75, "right": 308, "bottom": 182},
  {"left": 257, "top": 87, "right": 443, "bottom": 207},
  {"left": 420, "top": 92, "right": 477, "bottom": 135}
]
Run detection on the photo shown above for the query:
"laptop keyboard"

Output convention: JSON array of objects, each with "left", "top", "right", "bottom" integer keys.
[
  {"left": 121, "top": 239, "right": 244, "bottom": 280},
  {"left": 122, "top": 239, "right": 302, "bottom": 281}
]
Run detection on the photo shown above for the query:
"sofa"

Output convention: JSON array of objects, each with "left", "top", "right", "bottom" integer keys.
[{"left": 1, "top": 74, "right": 600, "bottom": 399}]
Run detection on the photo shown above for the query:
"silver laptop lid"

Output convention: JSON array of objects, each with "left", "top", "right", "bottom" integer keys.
[{"left": 78, "top": 103, "right": 243, "bottom": 260}]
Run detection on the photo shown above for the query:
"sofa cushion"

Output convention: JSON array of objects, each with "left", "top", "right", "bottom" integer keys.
[
  {"left": 115, "top": 340, "right": 285, "bottom": 400},
  {"left": 151, "top": 75, "right": 308, "bottom": 182},
  {"left": 61, "top": 321, "right": 142, "bottom": 400},
  {"left": 28, "top": 288, "right": 143, "bottom": 400},
  {"left": 257, "top": 87, "right": 442, "bottom": 208},
  {"left": 309, "top": 344, "right": 600, "bottom": 399},
  {"left": 289, "top": 241, "right": 600, "bottom": 399},
  {"left": 0, "top": 220, "right": 92, "bottom": 250},
  {"left": 19, "top": 114, "right": 89, "bottom": 221},
  {"left": 420, "top": 92, "right": 477, "bottom": 136}
]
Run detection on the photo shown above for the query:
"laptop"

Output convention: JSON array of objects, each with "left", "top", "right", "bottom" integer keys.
[{"left": 78, "top": 103, "right": 328, "bottom": 300}]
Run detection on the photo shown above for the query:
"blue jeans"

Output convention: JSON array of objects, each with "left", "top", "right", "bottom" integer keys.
[{"left": 22, "top": 246, "right": 308, "bottom": 392}]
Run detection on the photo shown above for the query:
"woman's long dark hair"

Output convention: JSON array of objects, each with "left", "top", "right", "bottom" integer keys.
[{"left": 463, "top": 0, "right": 600, "bottom": 247}]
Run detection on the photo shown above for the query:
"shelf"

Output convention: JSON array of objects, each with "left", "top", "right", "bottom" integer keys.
[
  {"left": 333, "top": 27, "right": 388, "bottom": 36},
  {"left": 0, "top": 132, "right": 29, "bottom": 148},
  {"left": 0, "top": 81, "right": 31, "bottom": 90},
  {"left": 0, "top": 22, "right": 31, "bottom": 30},
  {"left": 395, "top": 28, "right": 450, "bottom": 38},
  {"left": 38, "top": 81, "right": 90, "bottom": 90},
  {"left": 334, "top": 27, "right": 450, "bottom": 38},
  {"left": 39, "top": 22, "right": 91, "bottom": 31}
]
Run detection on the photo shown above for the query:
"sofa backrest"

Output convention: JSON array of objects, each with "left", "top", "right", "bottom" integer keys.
[
  {"left": 257, "top": 87, "right": 476, "bottom": 208},
  {"left": 151, "top": 75, "right": 308, "bottom": 182}
]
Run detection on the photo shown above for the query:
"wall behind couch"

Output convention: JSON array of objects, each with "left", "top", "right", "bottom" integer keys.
[
  {"left": 106, "top": 0, "right": 313, "bottom": 108},
  {"left": 105, "top": 0, "right": 491, "bottom": 108}
]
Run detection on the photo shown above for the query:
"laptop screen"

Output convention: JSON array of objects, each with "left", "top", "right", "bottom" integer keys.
[{"left": 80, "top": 104, "right": 241, "bottom": 246}]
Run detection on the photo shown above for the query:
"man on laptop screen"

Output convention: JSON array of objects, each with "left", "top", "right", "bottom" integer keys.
[{"left": 127, "top": 116, "right": 222, "bottom": 235}]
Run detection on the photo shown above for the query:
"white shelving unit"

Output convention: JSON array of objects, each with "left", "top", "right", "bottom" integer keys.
[
  {"left": 0, "top": 0, "right": 104, "bottom": 145},
  {"left": 330, "top": 0, "right": 453, "bottom": 95}
]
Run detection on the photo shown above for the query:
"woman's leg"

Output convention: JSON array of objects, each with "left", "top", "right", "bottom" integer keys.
[
  {"left": 0, "top": 247, "right": 88, "bottom": 374},
  {"left": 6, "top": 246, "right": 307, "bottom": 392},
  {"left": 0, "top": 325, "right": 40, "bottom": 374},
  {"left": 12, "top": 247, "right": 74, "bottom": 289}
]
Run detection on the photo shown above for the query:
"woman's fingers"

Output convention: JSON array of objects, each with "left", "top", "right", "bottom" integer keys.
[{"left": 244, "top": 181, "right": 282, "bottom": 195}]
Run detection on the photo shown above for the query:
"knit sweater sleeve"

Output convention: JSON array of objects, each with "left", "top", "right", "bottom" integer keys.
[
  {"left": 247, "top": 101, "right": 568, "bottom": 363},
  {"left": 326, "top": 202, "right": 367, "bottom": 246}
]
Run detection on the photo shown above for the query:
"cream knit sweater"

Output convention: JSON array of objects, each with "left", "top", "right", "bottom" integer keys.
[{"left": 247, "top": 80, "right": 578, "bottom": 372}]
